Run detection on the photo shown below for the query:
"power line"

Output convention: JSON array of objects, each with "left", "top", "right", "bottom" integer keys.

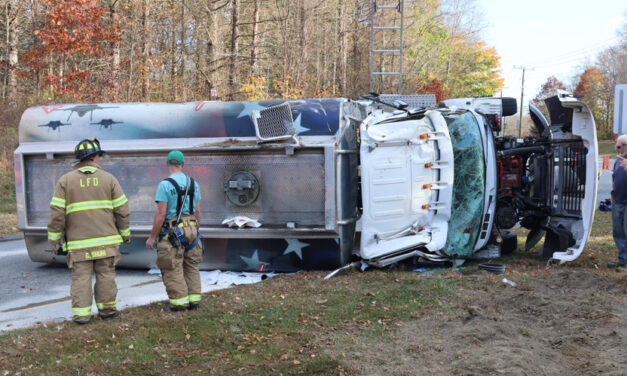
[
  {"left": 525, "top": 37, "right": 618, "bottom": 64},
  {"left": 523, "top": 37, "right": 619, "bottom": 67},
  {"left": 531, "top": 50, "right": 608, "bottom": 69}
]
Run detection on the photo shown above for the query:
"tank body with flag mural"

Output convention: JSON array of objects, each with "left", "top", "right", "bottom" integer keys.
[{"left": 15, "top": 92, "right": 599, "bottom": 271}]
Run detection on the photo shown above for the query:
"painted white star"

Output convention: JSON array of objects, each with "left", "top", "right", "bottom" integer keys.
[
  {"left": 293, "top": 114, "right": 311, "bottom": 135},
  {"left": 240, "top": 249, "right": 268, "bottom": 270},
  {"left": 282, "top": 239, "right": 309, "bottom": 260},
  {"left": 237, "top": 101, "right": 267, "bottom": 119}
]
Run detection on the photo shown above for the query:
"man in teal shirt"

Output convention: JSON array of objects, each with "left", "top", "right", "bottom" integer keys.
[{"left": 146, "top": 150, "right": 203, "bottom": 310}]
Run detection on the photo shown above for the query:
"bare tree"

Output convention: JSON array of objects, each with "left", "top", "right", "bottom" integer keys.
[
  {"left": 3, "top": 0, "right": 506, "bottom": 104},
  {"left": 107, "top": 0, "right": 121, "bottom": 101},
  {"left": 3, "top": 0, "right": 22, "bottom": 103},
  {"left": 141, "top": 0, "right": 151, "bottom": 101},
  {"left": 228, "top": 0, "right": 240, "bottom": 100},
  {"left": 180, "top": 3, "right": 187, "bottom": 101},
  {"left": 338, "top": 0, "right": 346, "bottom": 95},
  {"left": 249, "top": 0, "right": 260, "bottom": 77}
]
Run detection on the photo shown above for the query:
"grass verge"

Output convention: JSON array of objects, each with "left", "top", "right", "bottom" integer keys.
[
  {"left": 0, "top": 210, "right": 623, "bottom": 375},
  {"left": 0, "top": 169, "right": 18, "bottom": 236},
  {"left": 0, "top": 270, "right": 460, "bottom": 375},
  {"left": 598, "top": 139, "right": 616, "bottom": 156}
]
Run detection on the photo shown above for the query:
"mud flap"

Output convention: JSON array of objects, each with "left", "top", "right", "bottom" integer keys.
[
  {"left": 540, "top": 225, "right": 574, "bottom": 259},
  {"left": 525, "top": 227, "right": 546, "bottom": 252},
  {"left": 501, "top": 231, "right": 518, "bottom": 255}
]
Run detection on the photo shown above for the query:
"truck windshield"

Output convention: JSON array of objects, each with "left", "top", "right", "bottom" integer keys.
[{"left": 442, "top": 112, "right": 485, "bottom": 257}]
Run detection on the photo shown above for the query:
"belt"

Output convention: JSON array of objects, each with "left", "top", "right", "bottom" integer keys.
[{"left": 166, "top": 218, "right": 197, "bottom": 227}]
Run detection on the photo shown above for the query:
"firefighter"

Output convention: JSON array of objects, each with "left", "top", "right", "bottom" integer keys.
[
  {"left": 145, "top": 150, "right": 203, "bottom": 311},
  {"left": 47, "top": 138, "right": 130, "bottom": 324}
]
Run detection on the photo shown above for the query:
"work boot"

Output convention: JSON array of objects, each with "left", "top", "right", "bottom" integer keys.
[
  {"left": 165, "top": 304, "right": 186, "bottom": 312},
  {"left": 188, "top": 303, "right": 199, "bottom": 311},
  {"left": 99, "top": 311, "right": 121, "bottom": 321},
  {"left": 607, "top": 262, "right": 627, "bottom": 270},
  {"left": 73, "top": 317, "right": 91, "bottom": 325}
]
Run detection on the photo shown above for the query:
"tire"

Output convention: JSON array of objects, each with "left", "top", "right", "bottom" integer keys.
[{"left": 501, "top": 97, "right": 518, "bottom": 117}]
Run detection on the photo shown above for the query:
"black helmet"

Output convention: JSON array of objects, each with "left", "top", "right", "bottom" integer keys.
[{"left": 74, "top": 137, "right": 103, "bottom": 161}]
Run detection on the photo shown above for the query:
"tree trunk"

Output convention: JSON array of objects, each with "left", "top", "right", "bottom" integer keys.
[
  {"left": 228, "top": 0, "right": 240, "bottom": 100},
  {"left": 314, "top": 10, "right": 320, "bottom": 93},
  {"left": 321, "top": 19, "right": 327, "bottom": 86},
  {"left": 127, "top": 20, "right": 134, "bottom": 101},
  {"left": 180, "top": 3, "right": 187, "bottom": 101},
  {"left": 207, "top": 22, "right": 216, "bottom": 97},
  {"left": 350, "top": 0, "right": 361, "bottom": 97},
  {"left": 191, "top": 14, "right": 202, "bottom": 96},
  {"left": 204, "top": 1, "right": 218, "bottom": 99},
  {"left": 3, "top": 1, "right": 9, "bottom": 101},
  {"left": 6, "top": 0, "right": 19, "bottom": 103},
  {"left": 250, "top": 0, "right": 259, "bottom": 77},
  {"left": 332, "top": 0, "right": 341, "bottom": 94},
  {"left": 108, "top": 0, "right": 120, "bottom": 101},
  {"left": 297, "top": 0, "right": 306, "bottom": 83},
  {"left": 141, "top": 0, "right": 151, "bottom": 101},
  {"left": 170, "top": 2, "right": 178, "bottom": 101},
  {"left": 338, "top": 0, "right": 346, "bottom": 95}
]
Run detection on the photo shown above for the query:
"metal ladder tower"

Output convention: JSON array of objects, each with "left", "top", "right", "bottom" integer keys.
[{"left": 369, "top": 0, "right": 404, "bottom": 94}]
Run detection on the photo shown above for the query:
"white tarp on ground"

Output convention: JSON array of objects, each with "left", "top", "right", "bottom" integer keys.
[{"left": 148, "top": 268, "right": 278, "bottom": 287}]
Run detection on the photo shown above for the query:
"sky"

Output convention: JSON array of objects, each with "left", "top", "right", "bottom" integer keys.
[{"left": 477, "top": 0, "right": 626, "bottom": 113}]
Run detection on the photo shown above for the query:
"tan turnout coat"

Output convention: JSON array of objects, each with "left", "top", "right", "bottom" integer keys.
[{"left": 47, "top": 160, "right": 130, "bottom": 261}]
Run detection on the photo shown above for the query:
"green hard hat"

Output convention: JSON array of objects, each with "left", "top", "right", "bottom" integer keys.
[{"left": 167, "top": 150, "right": 184, "bottom": 165}]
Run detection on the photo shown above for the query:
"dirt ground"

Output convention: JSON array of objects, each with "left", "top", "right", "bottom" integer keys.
[{"left": 329, "top": 269, "right": 627, "bottom": 375}]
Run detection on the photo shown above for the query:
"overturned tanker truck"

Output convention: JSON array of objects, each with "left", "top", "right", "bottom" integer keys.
[{"left": 14, "top": 91, "right": 598, "bottom": 272}]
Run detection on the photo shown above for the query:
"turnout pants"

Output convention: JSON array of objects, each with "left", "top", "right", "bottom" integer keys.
[
  {"left": 68, "top": 246, "right": 121, "bottom": 323},
  {"left": 157, "top": 215, "right": 203, "bottom": 309}
]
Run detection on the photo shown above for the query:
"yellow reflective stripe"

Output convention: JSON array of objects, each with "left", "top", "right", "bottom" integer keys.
[
  {"left": 65, "top": 235, "right": 123, "bottom": 250},
  {"left": 119, "top": 228, "right": 131, "bottom": 236},
  {"left": 170, "top": 296, "right": 189, "bottom": 306},
  {"left": 72, "top": 306, "right": 92, "bottom": 316},
  {"left": 97, "top": 301, "right": 116, "bottom": 309},
  {"left": 50, "top": 196, "right": 66, "bottom": 208},
  {"left": 78, "top": 166, "right": 98, "bottom": 173},
  {"left": 48, "top": 231, "right": 62, "bottom": 241},
  {"left": 66, "top": 200, "right": 113, "bottom": 214},
  {"left": 189, "top": 294, "right": 201, "bottom": 303},
  {"left": 112, "top": 195, "right": 128, "bottom": 208}
]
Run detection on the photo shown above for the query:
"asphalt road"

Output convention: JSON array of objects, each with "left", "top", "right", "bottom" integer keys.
[
  {"left": 597, "top": 157, "right": 614, "bottom": 202},
  {"left": 0, "top": 238, "right": 170, "bottom": 331},
  {"left": 0, "top": 239, "right": 274, "bottom": 332}
]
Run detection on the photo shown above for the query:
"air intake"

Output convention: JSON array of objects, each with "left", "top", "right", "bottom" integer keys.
[{"left": 252, "top": 102, "right": 296, "bottom": 142}]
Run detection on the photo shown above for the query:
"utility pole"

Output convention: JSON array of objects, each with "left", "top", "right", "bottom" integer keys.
[{"left": 514, "top": 65, "right": 534, "bottom": 137}]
